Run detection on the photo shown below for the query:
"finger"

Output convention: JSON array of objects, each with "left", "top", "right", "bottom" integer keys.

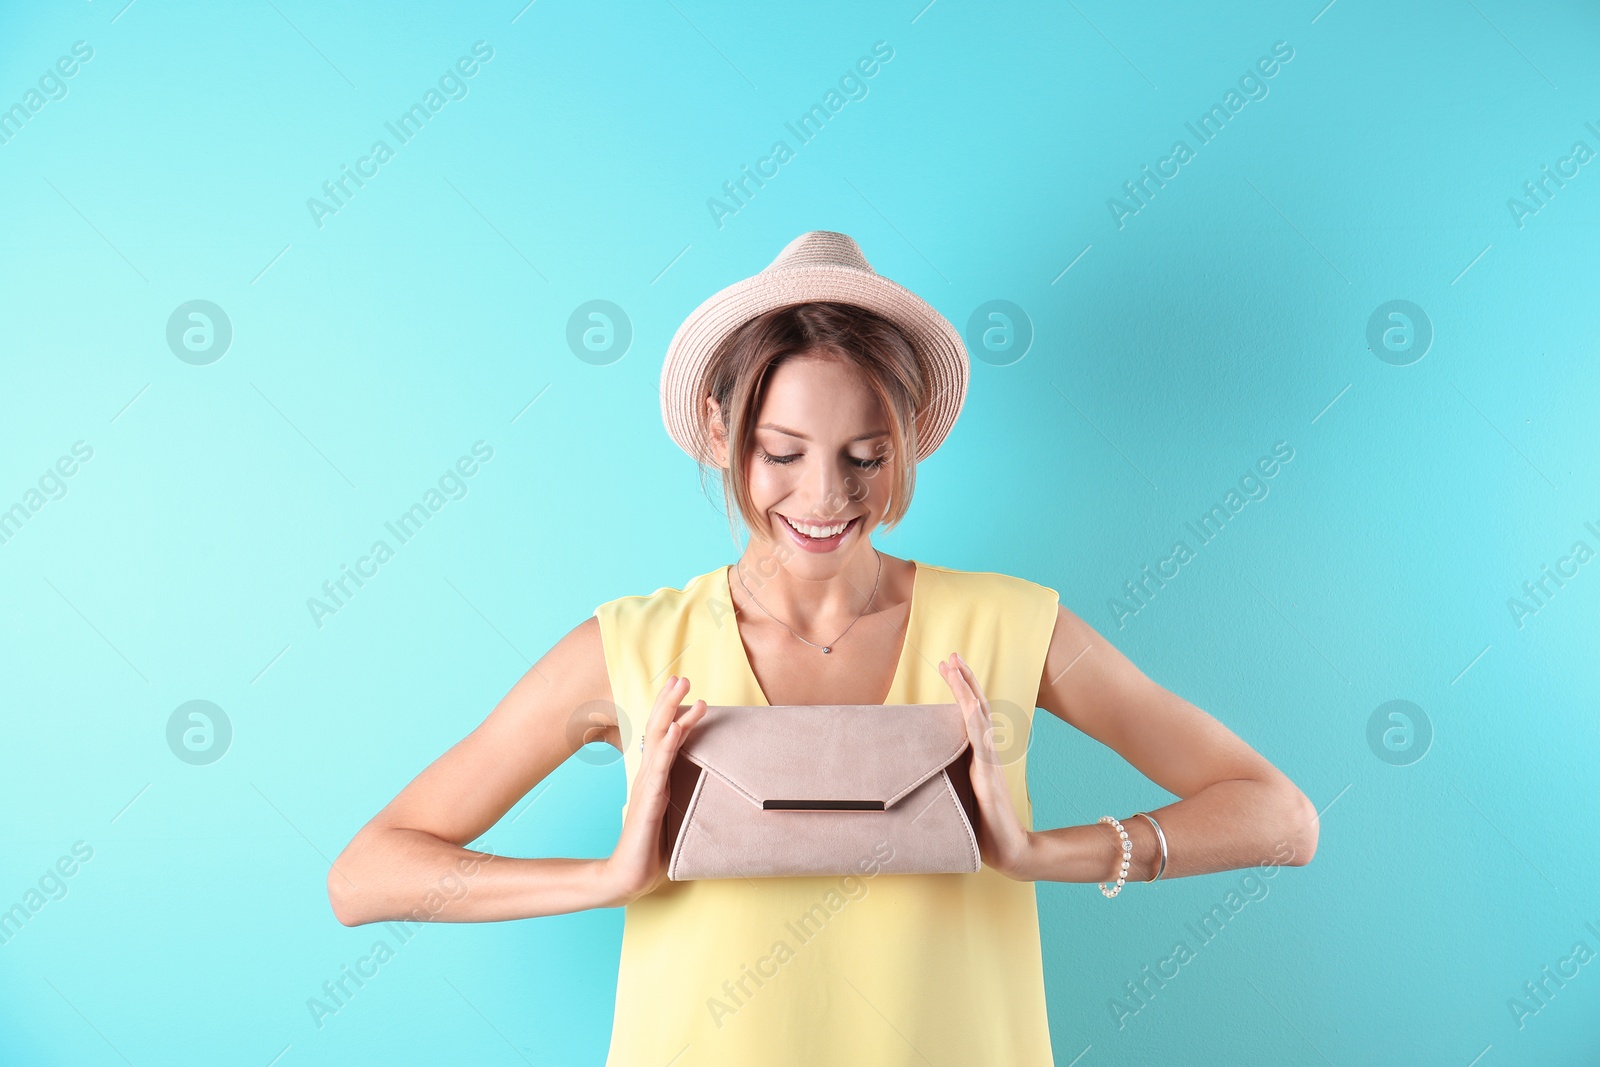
[
  {"left": 648, "top": 675, "right": 682, "bottom": 729},
  {"left": 633, "top": 718, "right": 684, "bottom": 823},
  {"left": 938, "top": 661, "right": 991, "bottom": 751},
  {"left": 635, "top": 702, "right": 706, "bottom": 836},
  {"left": 944, "top": 655, "right": 1002, "bottom": 759},
  {"left": 644, "top": 675, "right": 691, "bottom": 750},
  {"left": 939, "top": 655, "right": 982, "bottom": 714},
  {"left": 645, "top": 698, "right": 705, "bottom": 780},
  {"left": 938, "top": 662, "right": 982, "bottom": 744},
  {"left": 662, "top": 699, "right": 708, "bottom": 748},
  {"left": 938, "top": 655, "right": 972, "bottom": 699},
  {"left": 952, "top": 653, "right": 991, "bottom": 716},
  {"left": 677, "top": 699, "right": 709, "bottom": 734},
  {"left": 660, "top": 693, "right": 708, "bottom": 755}
]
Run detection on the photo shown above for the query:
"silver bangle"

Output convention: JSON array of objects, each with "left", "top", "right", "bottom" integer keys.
[
  {"left": 1131, "top": 811, "right": 1168, "bottom": 882},
  {"left": 1096, "top": 816, "right": 1133, "bottom": 898}
]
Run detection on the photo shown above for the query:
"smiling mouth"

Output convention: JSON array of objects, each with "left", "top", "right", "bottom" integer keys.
[{"left": 780, "top": 514, "right": 860, "bottom": 541}]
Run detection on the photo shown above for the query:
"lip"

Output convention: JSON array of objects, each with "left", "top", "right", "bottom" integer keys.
[{"left": 779, "top": 514, "right": 860, "bottom": 553}]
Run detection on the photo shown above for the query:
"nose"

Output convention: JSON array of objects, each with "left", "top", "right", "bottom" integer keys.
[{"left": 801, "top": 454, "right": 866, "bottom": 521}]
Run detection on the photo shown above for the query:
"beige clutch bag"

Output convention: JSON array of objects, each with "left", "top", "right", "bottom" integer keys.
[{"left": 663, "top": 702, "right": 982, "bottom": 880}]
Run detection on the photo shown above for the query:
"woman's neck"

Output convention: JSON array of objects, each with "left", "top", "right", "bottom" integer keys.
[{"left": 730, "top": 543, "right": 889, "bottom": 631}]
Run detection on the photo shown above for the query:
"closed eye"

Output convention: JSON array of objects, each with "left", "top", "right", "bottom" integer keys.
[{"left": 758, "top": 449, "right": 886, "bottom": 470}]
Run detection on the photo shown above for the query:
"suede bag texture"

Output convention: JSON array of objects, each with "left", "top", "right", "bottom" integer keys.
[{"left": 664, "top": 703, "right": 983, "bottom": 880}]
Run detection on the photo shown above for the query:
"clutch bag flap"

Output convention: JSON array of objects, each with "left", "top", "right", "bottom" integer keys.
[{"left": 664, "top": 702, "right": 981, "bottom": 881}]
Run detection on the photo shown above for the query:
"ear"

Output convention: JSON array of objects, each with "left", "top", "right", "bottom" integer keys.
[{"left": 703, "top": 396, "right": 730, "bottom": 468}]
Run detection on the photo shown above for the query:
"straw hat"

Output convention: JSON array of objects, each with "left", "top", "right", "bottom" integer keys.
[{"left": 659, "top": 230, "right": 970, "bottom": 466}]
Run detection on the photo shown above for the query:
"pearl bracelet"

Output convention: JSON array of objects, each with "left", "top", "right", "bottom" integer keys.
[{"left": 1097, "top": 815, "right": 1133, "bottom": 898}]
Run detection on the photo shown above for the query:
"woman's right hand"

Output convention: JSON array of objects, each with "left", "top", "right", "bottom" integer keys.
[{"left": 602, "top": 675, "right": 707, "bottom": 907}]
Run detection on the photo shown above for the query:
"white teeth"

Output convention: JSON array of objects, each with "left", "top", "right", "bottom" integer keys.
[{"left": 784, "top": 515, "right": 851, "bottom": 539}]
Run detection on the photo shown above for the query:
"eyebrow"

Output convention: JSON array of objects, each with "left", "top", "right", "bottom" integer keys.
[{"left": 757, "top": 423, "right": 889, "bottom": 443}]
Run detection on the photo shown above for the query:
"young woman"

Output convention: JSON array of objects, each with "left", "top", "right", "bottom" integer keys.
[{"left": 328, "top": 231, "right": 1319, "bottom": 1066}]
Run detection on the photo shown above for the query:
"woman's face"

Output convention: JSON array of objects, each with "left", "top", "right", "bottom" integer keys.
[{"left": 712, "top": 354, "right": 895, "bottom": 561}]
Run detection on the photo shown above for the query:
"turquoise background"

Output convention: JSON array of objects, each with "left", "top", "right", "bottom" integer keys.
[{"left": 3, "top": 0, "right": 1598, "bottom": 1063}]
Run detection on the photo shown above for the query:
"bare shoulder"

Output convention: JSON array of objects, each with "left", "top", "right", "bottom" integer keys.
[
  {"left": 484, "top": 609, "right": 619, "bottom": 753},
  {"left": 1044, "top": 600, "right": 1101, "bottom": 650},
  {"left": 532, "top": 613, "right": 616, "bottom": 730},
  {"left": 1036, "top": 600, "right": 1141, "bottom": 731}
]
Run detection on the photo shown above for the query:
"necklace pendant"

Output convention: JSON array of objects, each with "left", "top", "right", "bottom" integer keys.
[{"left": 821, "top": 646, "right": 831, "bottom": 654}]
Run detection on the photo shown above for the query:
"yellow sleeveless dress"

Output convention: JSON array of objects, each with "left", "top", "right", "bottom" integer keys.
[{"left": 593, "top": 559, "right": 1061, "bottom": 1066}]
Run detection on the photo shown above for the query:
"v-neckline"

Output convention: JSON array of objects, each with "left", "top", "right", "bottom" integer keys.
[{"left": 720, "top": 559, "right": 922, "bottom": 708}]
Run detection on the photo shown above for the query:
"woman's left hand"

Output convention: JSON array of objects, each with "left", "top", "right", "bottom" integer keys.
[{"left": 938, "top": 652, "right": 1035, "bottom": 880}]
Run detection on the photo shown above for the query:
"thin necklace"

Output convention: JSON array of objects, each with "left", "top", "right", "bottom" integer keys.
[{"left": 733, "top": 549, "right": 883, "bottom": 654}]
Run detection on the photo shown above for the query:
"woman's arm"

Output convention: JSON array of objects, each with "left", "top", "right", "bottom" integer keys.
[
  {"left": 326, "top": 615, "right": 629, "bottom": 926},
  {"left": 1015, "top": 604, "right": 1320, "bottom": 885}
]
